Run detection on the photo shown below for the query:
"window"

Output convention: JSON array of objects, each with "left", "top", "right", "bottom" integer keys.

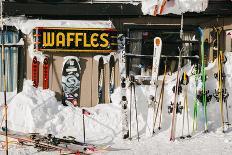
[{"left": 0, "top": 30, "right": 20, "bottom": 92}]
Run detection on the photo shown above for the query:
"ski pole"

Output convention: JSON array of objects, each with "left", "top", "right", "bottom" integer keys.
[
  {"left": 82, "top": 110, "right": 86, "bottom": 143},
  {"left": 129, "top": 76, "right": 132, "bottom": 140},
  {"left": 133, "top": 83, "right": 140, "bottom": 141},
  {"left": 180, "top": 85, "right": 186, "bottom": 139},
  {"left": 1, "top": 3, "right": 8, "bottom": 154},
  {"left": 157, "top": 60, "right": 167, "bottom": 130}
]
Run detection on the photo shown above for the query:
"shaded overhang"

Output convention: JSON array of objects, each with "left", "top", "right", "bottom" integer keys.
[{"left": 2, "top": 0, "right": 232, "bottom": 19}]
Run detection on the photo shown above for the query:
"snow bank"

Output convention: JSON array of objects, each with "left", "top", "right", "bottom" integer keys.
[
  {"left": 1, "top": 53, "right": 232, "bottom": 154},
  {"left": 142, "top": 0, "right": 208, "bottom": 15}
]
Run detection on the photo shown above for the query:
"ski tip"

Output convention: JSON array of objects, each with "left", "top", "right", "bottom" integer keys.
[{"left": 197, "top": 27, "right": 203, "bottom": 36}]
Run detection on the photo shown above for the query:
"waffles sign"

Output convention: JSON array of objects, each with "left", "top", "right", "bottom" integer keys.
[{"left": 33, "top": 27, "right": 118, "bottom": 52}]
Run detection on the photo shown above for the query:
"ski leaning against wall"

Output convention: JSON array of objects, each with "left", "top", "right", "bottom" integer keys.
[{"left": 146, "top": 37, "right": 162, "bottom": 137}]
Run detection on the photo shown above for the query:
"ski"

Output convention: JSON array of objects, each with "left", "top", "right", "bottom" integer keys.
[
  {"left": 43, "top": 56, "right": 49, "bottom": 90},
  {"left": 169, "top": 47, "right": 184, "bottom": 141},
  {"left": 180, "top": 72, "right": 191, "bottom": 139},
  {"left": 129, "top": 75, "right": 140, "bottom": 141},
  {"left": 0, "top": 128, "right": 110, "bottom": 154},
  {"left": 213, "top": 51, "right": 230, "bottom": 131},
  {"left": 192, "top": 65, "right": 199, "bottom": 133},
  {"left": 32, "top": 56, "right": 40, "bottom": 88},
  {"left": 98, "top": 60, "right": 104, "bottom": 104},
  {"left": 146, "top": 37, "right": 162, "bottom": 137},
  {"left": 120, "top": 77, "right": 129, "bottom": 139},
  {"left": 198, "top": 27, "right": 208, "bottom": 133}
]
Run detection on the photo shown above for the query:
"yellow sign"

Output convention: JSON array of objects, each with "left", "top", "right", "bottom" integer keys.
[{"left": 33, "top": 27, "right": 118, "bottom": 52}]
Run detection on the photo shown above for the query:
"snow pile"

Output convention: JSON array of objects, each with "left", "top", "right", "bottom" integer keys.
[
  {"left": 1, "top": 53, "right": 232, "bottom": 154},
  {"left": 142, "top": 0, "right": 208, "bottom": 15}
]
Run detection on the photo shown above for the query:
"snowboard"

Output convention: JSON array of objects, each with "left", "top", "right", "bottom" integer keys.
[
  {"left": 43, "top": 56, "right": 49, "bottom": 89},
  {"left": 0, "top": 128, "right": 109, "bottom": 154},
  {"left": 32, "top": 56, "right": 40, "bottom": 88},
  {"left": 146, "top": 37, "right": 162, "bottom": 137},
  {"left": 62, "top": 56, "right": 81, "bottom": 107}
]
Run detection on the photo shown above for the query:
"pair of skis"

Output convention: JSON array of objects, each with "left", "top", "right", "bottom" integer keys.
[
  {"left": 153, "top": 0, "right": 168, "bottom": 16},
  {"left": 213, "top": 27, "right": 230, "bottom": 132},
  {"left": 169, "top": 47, "right": 184, "bottom": 141},
  {"left": 120, "top": 77, "right": 129, "bottom": 139},
  {"left": 129, "top": 75, "right": 140, "bottom": 141},
  {"left": 0, "top": 128, "right": 109, "bottom": 154},
  {"left": 120, "top": 76, "right": 139, "bottom": 141},
  {"left": 180, "top": 72, "right": 191, "bottom": 139},
  {"left": 146, "top": 37, "right": 162, "bottom": 137},
  {"left": 32, "top": 56, "right": 49, "bottom": 89}
]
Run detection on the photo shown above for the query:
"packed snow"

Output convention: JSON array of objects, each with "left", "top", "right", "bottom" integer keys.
[
  {"left": 1, "top": 51, "right": 232, "bottom": 154},
  {"left": 142, "top": 0, "right": 208, "bottom": 15}
]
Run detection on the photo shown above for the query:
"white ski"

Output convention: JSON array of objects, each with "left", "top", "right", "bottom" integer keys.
[{"left": 146, "top": 37, "right": 162, "bottom": 137}]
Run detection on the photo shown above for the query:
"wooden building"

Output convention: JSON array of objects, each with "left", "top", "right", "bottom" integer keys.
[{"left": 0, "top": 0, "right": 231, "bottom": 107}]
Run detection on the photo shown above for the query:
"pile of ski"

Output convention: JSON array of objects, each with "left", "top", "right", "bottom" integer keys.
[
  {"left": 169, "top": 47, "right": 184, "bottom": 141},
  {"left": 0, "top": 128, "right": 109, "bottom": 154},
  {"left": 32, "top": 56, "right": 50, "bottom": 89},
  {"left": 212, "top": 27, "right": 230, "bottom": 132}
]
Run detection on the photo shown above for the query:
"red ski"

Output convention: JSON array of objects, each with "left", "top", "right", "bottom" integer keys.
[
  {"left": 43, "top": 56, "right": 49, "bottom": 89},
  {"left": 32, "top": 56, "right": 40, "bottom": 88}
]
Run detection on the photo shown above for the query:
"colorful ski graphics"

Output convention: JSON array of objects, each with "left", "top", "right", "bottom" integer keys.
[
  {"left": 43, "top": 56, "right": 49, "bottom": 89},
  {"left": 32, "top": 56, "right": 40, "bottom": 88},
  {"left": 62, "top": 56, "right": 81, "bottom": 107},
  {"left": 146, "top": 37, "right": 162, "bottom": 137}
]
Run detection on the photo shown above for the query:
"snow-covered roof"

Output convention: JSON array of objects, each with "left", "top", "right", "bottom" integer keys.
[
  {"left": 142, "top": 0, "right": 209, "bottom": 16},
  {"left": 4, "top": 17, "right": 115, "bottom": 34}
]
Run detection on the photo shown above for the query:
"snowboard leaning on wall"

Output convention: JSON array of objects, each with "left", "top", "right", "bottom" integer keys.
[{"left": 62, "top": 56, "right": 81, "bottom": 107}]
